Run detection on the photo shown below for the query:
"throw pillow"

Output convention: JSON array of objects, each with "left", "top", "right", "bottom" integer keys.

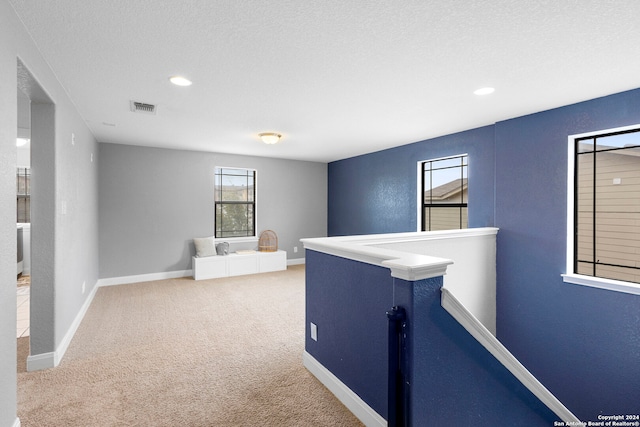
[{"left": 193, "top": 236, "right": 216, "bottom": 257}]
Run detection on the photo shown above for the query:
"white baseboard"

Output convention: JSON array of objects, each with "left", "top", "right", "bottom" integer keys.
[
  {"left": 302, "top": 351, "right": 386, "bottom": 427},
  {"left": 27, "top": 281, "right": 99, "bottom": 372},
  {"left": 13, "top": 417, "right": 21, "bottom": 427},
  {"left": 96, "top": 269, "right": 193, "bottom": 287},
  {"left": 97, "top": 264, "right": 303, "bottom": 286},
  {"left": 26, "top": 350, "right": 57, "bottom": 372}
]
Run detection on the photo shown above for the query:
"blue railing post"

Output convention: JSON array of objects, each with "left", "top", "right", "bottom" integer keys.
[{"left": 386, "top": 306, "right": 407, "bottom": 427}]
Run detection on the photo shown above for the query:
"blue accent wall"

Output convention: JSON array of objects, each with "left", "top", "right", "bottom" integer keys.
[
  {"left": 494, "top": 89, "right": 640, "bottom": 418},
  {"left": 328, "top": 125, "right": 495, "bottom": 236},
  {"left": 327, "top": 87, "right": 640, "bottom": 420}
]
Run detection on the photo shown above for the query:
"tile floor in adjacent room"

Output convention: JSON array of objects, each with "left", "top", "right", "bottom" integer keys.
[{"left": 17, "top": 282, "right": 30, "bottom": 338}]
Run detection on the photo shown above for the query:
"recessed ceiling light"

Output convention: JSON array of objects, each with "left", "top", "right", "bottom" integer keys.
[
  {"left": 169, "top": 76, "right": 192, "bottom": 86},
  {"left": 474, "top": 87, "right": 495, "bottom": 96},
  {"left": 16, "top": 138, "right": 29, "bottom": 147}
]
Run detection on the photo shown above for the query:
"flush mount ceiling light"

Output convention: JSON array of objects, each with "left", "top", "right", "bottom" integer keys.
[
  {"left": 169, "top": 76, "right": 192, "bottom": 86},
  {"left": 16, "top": 138, "right": 29, "bottom": 147},
  {"left": 258, "top": 132, "right": 282, "bottom": 145},
  {"left": 474, "top": 87, "right": 495, "bottom": 96}
]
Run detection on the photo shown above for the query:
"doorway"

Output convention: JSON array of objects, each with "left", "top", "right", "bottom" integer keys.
[
  {"left": 16, "top": 57, "right": 56, "bottom": 370},
  {"left": 16, "top": 87, "right": 31, "bottom": 339}
]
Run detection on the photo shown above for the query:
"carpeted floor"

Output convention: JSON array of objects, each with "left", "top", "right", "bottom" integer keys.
[{"left": 17, "top": 265, "right": 364, "bottom": 426}]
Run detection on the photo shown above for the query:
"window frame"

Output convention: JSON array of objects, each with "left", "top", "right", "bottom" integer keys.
[
  {"left": 563, "top": 124, "right": 640, "bottom": 296},
  {"left": 416, "top": 153, "right": 468, "bottom": 232},
  {"left": 214, "top": 166, "right": 257, "bottom": 241}
]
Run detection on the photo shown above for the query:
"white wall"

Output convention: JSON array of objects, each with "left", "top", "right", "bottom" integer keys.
[{"left": 370, "top": 231, "right": 497, "bottom": 333}]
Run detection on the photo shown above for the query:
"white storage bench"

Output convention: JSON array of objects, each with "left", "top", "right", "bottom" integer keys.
[{"left": 192, "top": 250, "right": 287, "bottom": 280}]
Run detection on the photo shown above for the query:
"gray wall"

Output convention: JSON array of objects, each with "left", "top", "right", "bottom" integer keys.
[
  {"left": 0, "top": 4, "right": 19, "bottom": 423},
  {"left": 98, "top": 143, "right": 327, "bottom": 279},
  {"left": 1, "top": 2, "right": 100, "bottom": 424}
]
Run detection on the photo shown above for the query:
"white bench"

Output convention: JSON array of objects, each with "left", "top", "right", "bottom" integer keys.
[{"left": 192, "top": 250, "right": 287, "bottom": 280}]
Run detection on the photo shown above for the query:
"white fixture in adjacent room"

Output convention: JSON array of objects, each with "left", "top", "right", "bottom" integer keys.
[
  {"left": 16, "top": 138, "right": 29, "bottom": 147},
  {"left": 258, "top": 132, "right": 282, "bottom": 145}
]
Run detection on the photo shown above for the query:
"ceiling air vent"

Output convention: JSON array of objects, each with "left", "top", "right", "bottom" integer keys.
[{"left": 130, "top": 101, "right": 157, "bottom": 115}]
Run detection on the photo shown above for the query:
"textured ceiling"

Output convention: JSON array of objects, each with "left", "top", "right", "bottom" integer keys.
[{"left": 9, "top": 0, "right": 640, "bottom": 162}]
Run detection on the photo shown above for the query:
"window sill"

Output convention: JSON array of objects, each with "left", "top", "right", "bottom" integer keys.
[
  {"left": 216, "top": 236, "right": 258, "bottom": 244},
  {"left": 562, "top": 274, "right": 640, "bottom": 296}
]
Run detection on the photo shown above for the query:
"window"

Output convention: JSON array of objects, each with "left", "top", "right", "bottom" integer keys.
[
  {"left": 571, "top": 127, "right": 640, "bottom": 285},
  {"left": 420, "top": 154, "right": 468, "bottom": 231},
  {"left": 17, "top": 167, "right": 30, "bottom": 223},
  {"left": 214, "top": 167, "right": 256, "bottom": 238}
]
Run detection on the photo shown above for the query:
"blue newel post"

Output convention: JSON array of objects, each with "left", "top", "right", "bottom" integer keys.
[
  {"left": 390, "top": 275, "right": 444, "bottom": 427},
  {"left": 381, "top": 255, "right": 452, "bottom": 427},
  {"left": 393, "top": 276, "right": 442, "bottom": 426}
]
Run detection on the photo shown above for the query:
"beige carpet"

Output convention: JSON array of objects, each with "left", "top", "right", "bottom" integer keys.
[{"left": 17, "top": 265, "right": 364, "bottom": 426}]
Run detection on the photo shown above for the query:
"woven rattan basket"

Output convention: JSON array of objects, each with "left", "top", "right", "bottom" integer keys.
[{"left": 258, "top": 230, "right": 278, "bottom": 252}]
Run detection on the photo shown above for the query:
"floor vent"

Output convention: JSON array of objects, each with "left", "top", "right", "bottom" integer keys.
[{"left": 130, "top": 101, "right": 157, "bottom": 115}]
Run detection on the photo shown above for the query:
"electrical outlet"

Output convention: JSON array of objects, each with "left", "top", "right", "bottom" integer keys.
[
  {"left": 310, "top": 322, "right": 318, "bottom": 341},
  {"left": 71, "top": 132, "right": 75, "bottom": 145},
  {"left": 294, "top": 246, "right": 298, "bottom": 253},
  {"left": 81, "top": 281, "right": 86, "bottom": 294}
]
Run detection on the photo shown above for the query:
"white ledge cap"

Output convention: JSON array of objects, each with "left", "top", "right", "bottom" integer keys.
[
  {"left": 300, "top": 230, "right": 493, "bottom": 281},
  {"left": 382, "top": 255, "right": 453, "bottom": 281}
]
